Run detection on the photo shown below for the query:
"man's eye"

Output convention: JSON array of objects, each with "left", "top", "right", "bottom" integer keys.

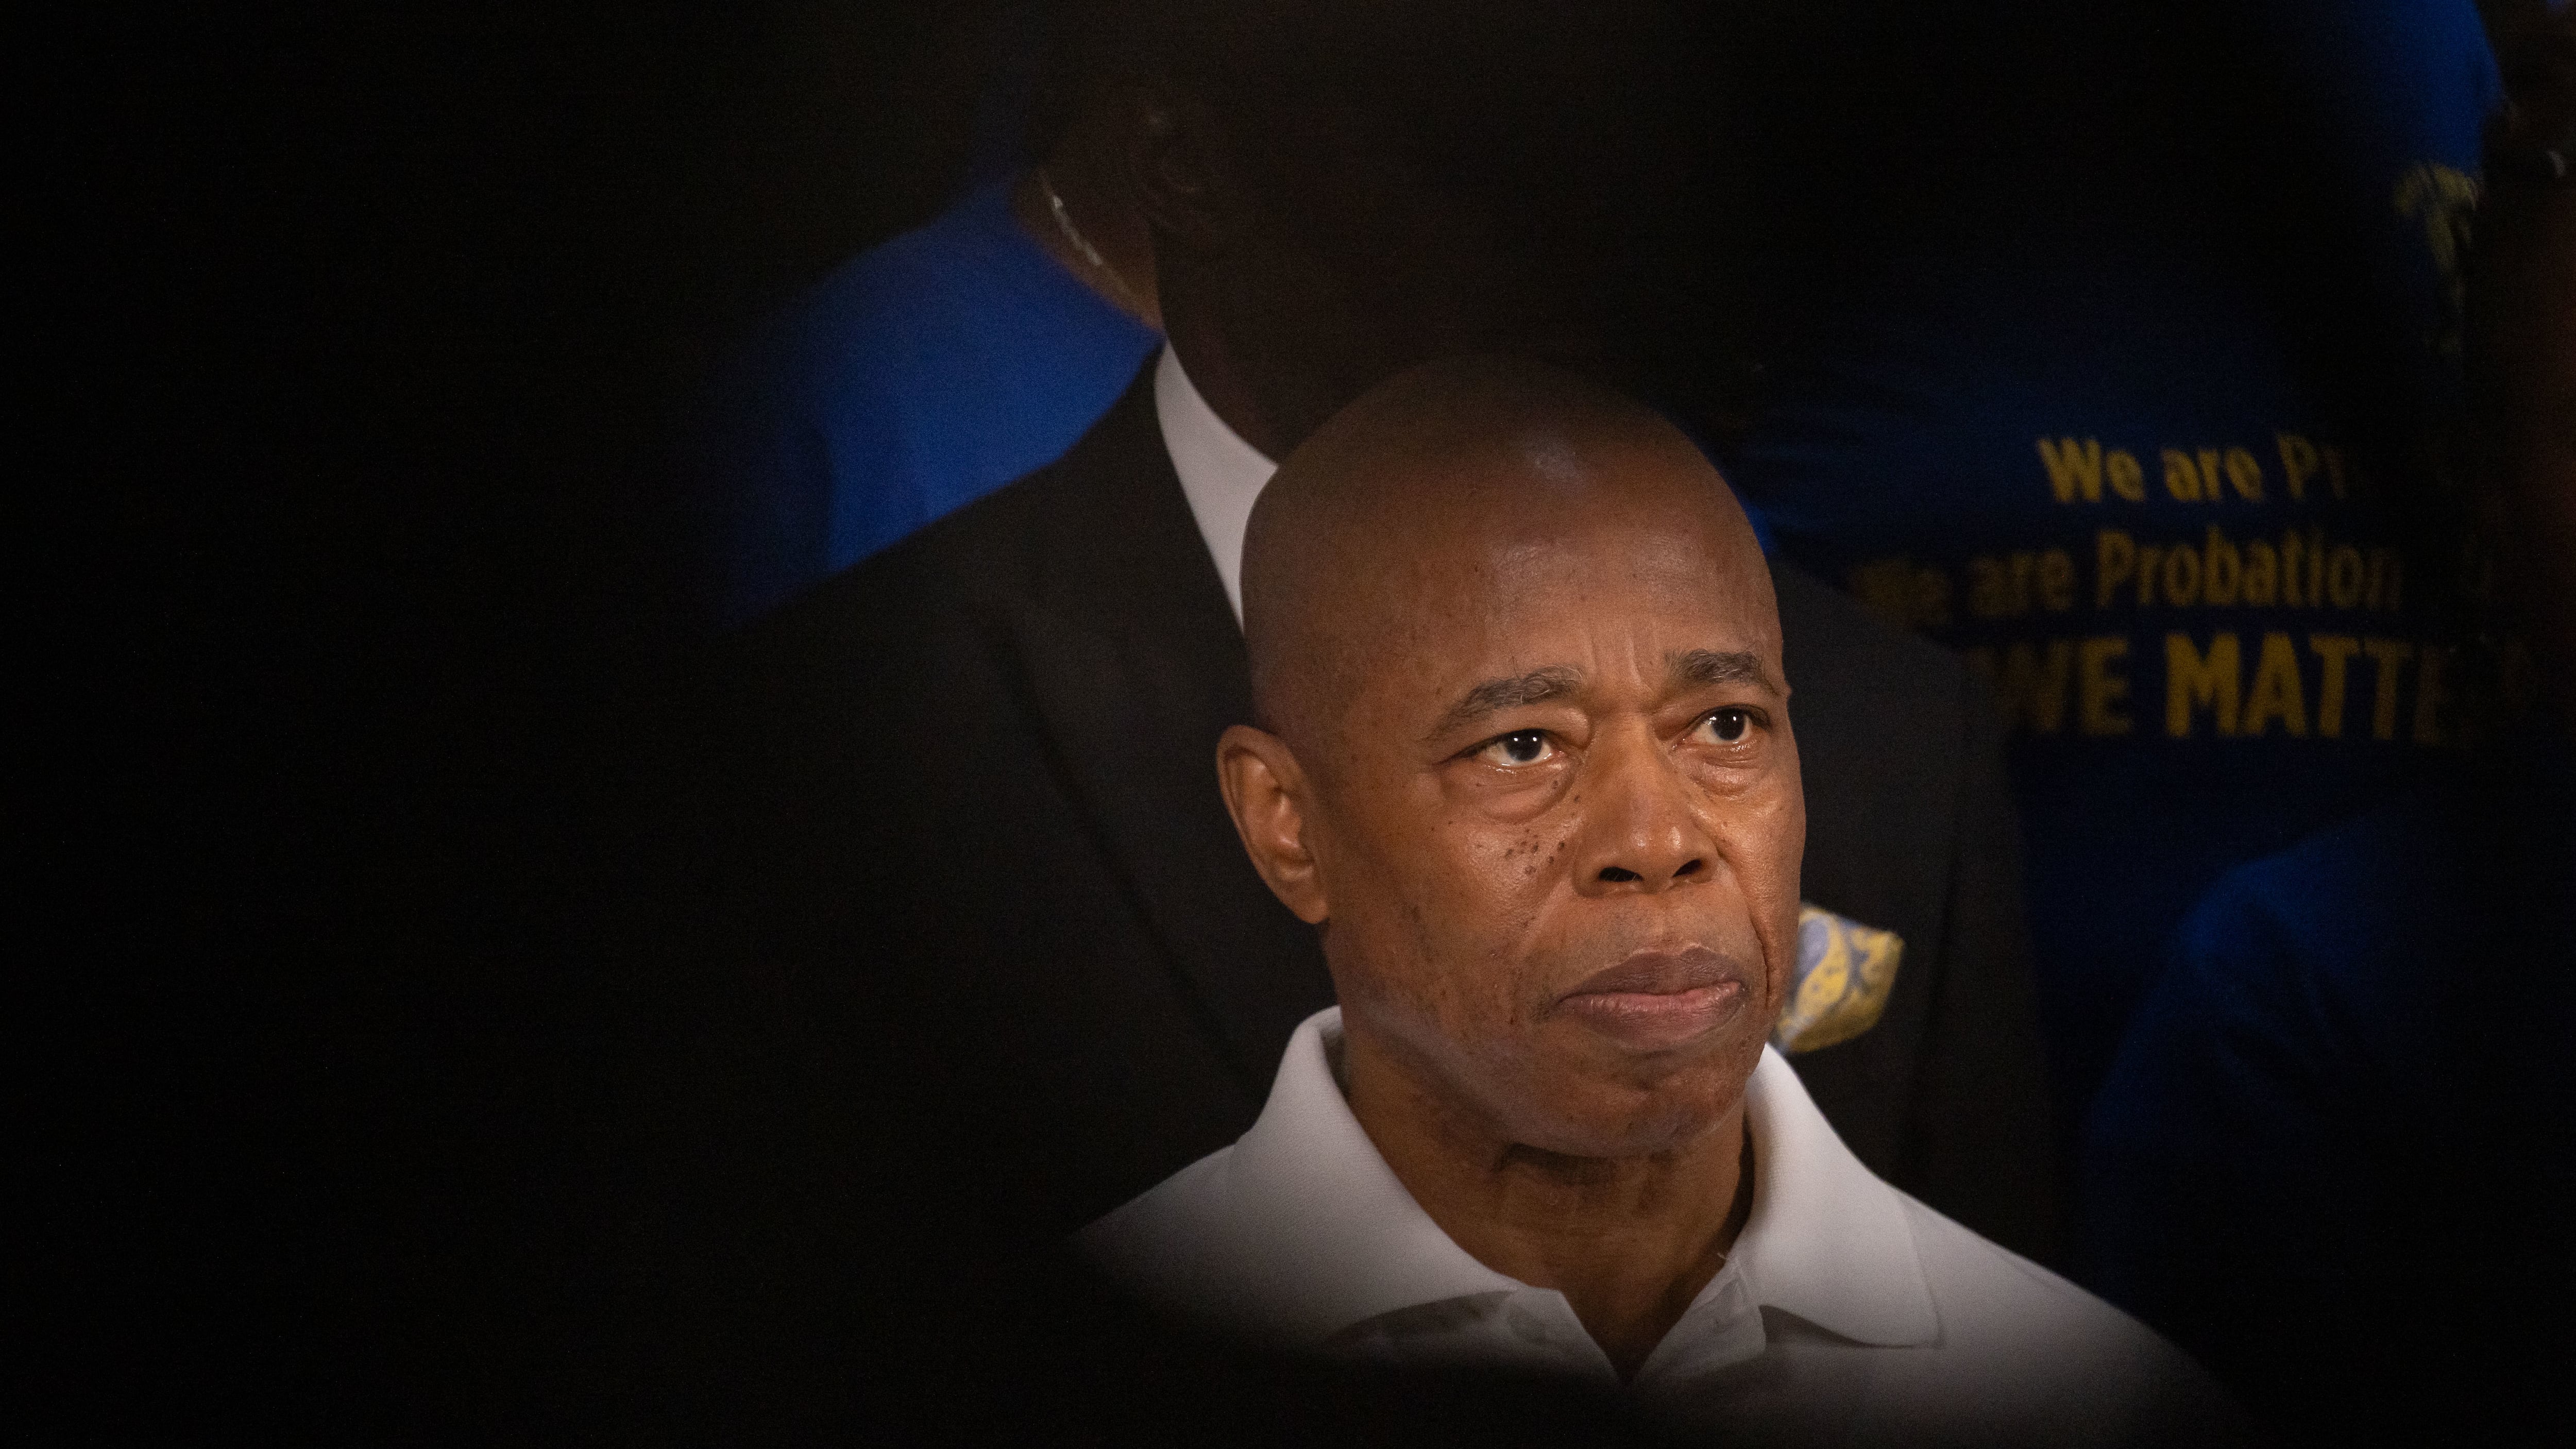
[
  {"left": 1697, "top": 708, "right": 1754, "bottom": 744},
  {"left": 1478, "top": 729, "right": 1556, "bottom": 766}
]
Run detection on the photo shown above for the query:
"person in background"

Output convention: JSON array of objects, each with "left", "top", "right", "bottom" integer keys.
[
  {"left": 1698, "top": 0, "right": 2511, "bottom": 1139},
  {"left": 2080, "top": 7, "right": 2574, "bottom": 1443},
  {"left": 695, "top": 6, "right": 1162, "bottom": 627}
]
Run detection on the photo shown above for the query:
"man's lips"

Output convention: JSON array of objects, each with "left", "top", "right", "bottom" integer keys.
[{"left": 1553, "top": 946, "right": 1750, "bottom": 1051}]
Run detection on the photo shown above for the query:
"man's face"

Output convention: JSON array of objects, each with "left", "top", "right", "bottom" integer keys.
[{"left": 1304, "top": 464, "right": 1803, "bottom": 1158}]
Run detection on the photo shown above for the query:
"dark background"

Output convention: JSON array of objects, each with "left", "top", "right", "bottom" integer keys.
[{"left": 45, "top": 3, "right": 1018, "bottom": 1434}]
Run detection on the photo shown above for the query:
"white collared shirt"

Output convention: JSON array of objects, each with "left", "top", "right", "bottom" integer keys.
[
  {"left": 1154, "top": 345, "right": 1277, "bottom": 625},
  {"left": 1080, "top": 1008, "right": 2245, "bottom": 1447}
]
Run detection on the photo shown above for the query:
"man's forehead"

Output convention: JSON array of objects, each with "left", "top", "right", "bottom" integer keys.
[
  {"left": 1403, "top": 518, "right": 1773, "bottom": 629},
  {"left": 1393, "top": 488, "right": 1763, "bottom": 587},
  {"left": 1370, "top": 510, "right": 1772, "bottom": 650}
]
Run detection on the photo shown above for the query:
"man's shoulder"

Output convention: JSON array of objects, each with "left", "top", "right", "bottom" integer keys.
[
  {"left": 735, "top": 367, "right": 1178, "bottom": 654},
  {"left": 779, "top": 184, "right": 1038, "bottom": 364},
  {"left": 1890, "top": 1195, "right": 2246, "bottom": 1439},
  {"left": 1075, "top": 1148, "right": 1244, "bottom": 1320},
  {"left": 1900, "top": 1195, "right": 2154, "bottom": 1350}
]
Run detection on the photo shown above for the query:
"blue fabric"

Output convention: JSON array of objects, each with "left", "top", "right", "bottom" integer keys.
[
  {"left": 2079, "top": 735, "right": 2575, "bottom": 1434},
  {"left": 1722, "top": 0, "right": 2502, "bottom": 1118},
  {"left": 702, "top": 179, "right": 1160, "bottom": 626}
]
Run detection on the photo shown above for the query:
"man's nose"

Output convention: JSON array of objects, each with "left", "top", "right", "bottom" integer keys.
[{"left": 1571, "top": 724, "right": 1716, "bottom": 894}]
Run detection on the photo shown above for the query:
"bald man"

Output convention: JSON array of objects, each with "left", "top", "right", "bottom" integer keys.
[
  {"left": 683, "top": 0, "right": 2052, "bottom": 1244},
  {"left": 1081, "top": 360, "right": 2238, "bottom": 1444}
]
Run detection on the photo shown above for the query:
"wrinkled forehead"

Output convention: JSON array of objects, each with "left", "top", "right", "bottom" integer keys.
[{"left": 1340, "top": 480, "right": 1780, "bottom": 716}]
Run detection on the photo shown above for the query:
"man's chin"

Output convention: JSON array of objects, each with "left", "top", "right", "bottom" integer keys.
[{"left": 1507, "top": 1037, "right": 1761, "bottom": 1157}]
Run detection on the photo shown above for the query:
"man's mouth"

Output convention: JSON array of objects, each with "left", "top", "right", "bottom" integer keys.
[{"left": 1553, "top": 946, "right": 1750, "bottom": 1052}]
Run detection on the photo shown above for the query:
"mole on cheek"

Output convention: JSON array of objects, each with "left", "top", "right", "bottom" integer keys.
[{"left": 1515, "top": 832, "right": 1545, "bottom": 877}]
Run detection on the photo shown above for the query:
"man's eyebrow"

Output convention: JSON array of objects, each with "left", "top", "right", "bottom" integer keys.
[
  {"left": 1427, "top": 666, "right": 1584, "bottom": 740},
  {"left": 1670, "top": 648, "right": 1774, "bottom": 693}
]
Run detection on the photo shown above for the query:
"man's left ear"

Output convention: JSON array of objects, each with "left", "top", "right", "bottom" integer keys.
[{"left": 1215, "top": 724, "right": 1330, "bottom": 924}]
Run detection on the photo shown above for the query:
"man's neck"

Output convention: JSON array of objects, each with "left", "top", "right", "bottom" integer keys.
[{"left": 1342, "top": 1025, "right": 1754, "bottom": 1381}]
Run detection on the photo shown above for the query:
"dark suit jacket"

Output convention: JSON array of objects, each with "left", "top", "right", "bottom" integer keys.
[{"left": 685, "top": 364, "right": 2058, "bottom": 1266}]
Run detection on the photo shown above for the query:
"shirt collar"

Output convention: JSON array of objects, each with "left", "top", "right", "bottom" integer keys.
[
  {"left": 1222, "top": 1010, "right": 1528, "bottom": 1341},
  {"left": 1226, "top": 1007, "right": 1940, "bottom": 1350},
  {"left": 1724, "top": 1032, "right": 1941, "bottom": 1346},
  {"left": 1152, "top": 345, "right": 1277, "bottom": 625}
]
